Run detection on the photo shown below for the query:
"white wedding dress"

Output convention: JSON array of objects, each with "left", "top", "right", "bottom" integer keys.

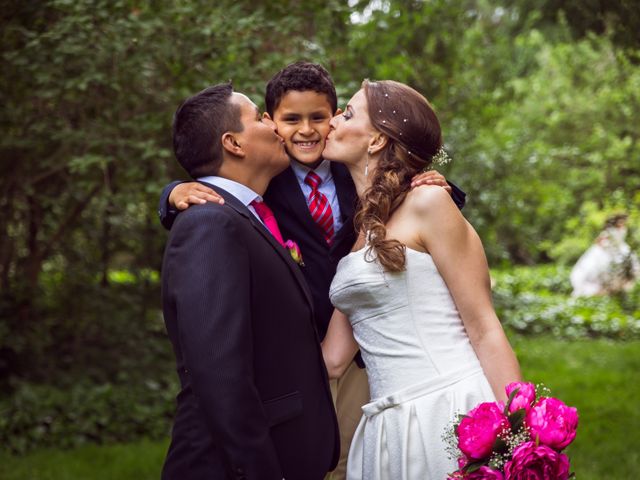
[{"left": 329, "top": 246, "right": 496, "bottom": 480}]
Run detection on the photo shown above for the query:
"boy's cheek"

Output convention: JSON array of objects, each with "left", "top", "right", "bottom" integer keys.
[{"left": 273, "top": 124, "right": 290, "bottom": 139}]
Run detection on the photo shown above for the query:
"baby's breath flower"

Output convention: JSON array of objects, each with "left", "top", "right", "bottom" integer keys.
[
  {"left": 535, "top": 383, "right": 552, "bottom": 401},
  {"left": 442, "top": 419, "right": 461, "bottom": 460},
  {"left": 507, "top": 426, "right": 532, "bottom": 453},
  {"left": 423, "top": 147, "right": 452, "bottom": 172},
  {"left": 432, "top": 147, "right": 451, "bottom": 166}
]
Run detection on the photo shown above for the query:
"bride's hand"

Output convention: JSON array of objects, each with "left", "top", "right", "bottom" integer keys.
[
  {"left": 169, "top": 182, "right": 224, "bottom": 210},
  {"left": 410, "top": 170, "right": 452, "bottom": 195}
]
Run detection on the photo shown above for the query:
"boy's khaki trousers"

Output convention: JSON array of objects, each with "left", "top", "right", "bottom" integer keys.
[{"left": 326, "top": 360, "right": 370, "bottom": 480}]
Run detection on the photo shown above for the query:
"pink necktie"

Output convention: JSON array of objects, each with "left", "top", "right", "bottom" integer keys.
[
  {"left": 304, "top": 171, "right": 335, "bottom": 245},
  {"left": 251, "top": 200, "right": 285, "bottom": 247}
]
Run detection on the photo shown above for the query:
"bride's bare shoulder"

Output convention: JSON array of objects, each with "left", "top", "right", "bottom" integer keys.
[
  {"left": 403, "top": 185, "right": 471, "bottom": 249},
  {"left": 404, "top": 185, "right": 456, "bottom": 216}
]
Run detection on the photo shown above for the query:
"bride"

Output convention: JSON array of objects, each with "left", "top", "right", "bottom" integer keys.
[{"left": 321, "top": 80, "right": 521, "bottom": 479}]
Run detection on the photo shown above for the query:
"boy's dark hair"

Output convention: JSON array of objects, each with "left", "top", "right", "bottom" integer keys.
[
  {"left": 265, "top": 61, "right": 337, "bottom": 117},
  {"left": 172, "top": 83, "right": 243, "bottom": 178}
]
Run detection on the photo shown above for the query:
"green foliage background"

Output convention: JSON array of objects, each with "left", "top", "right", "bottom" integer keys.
[{"left": 1, "top": 0, "right": 639, "bottom": 462}]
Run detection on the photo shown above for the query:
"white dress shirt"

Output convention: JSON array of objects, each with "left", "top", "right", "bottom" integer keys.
[
  {"left": 290, "top": 159, "right": 343, "bottom": 233},
  {"left": 197, "top": 176, "right": 264, "bottom": 224}
]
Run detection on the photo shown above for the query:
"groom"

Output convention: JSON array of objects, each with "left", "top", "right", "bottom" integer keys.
[{"left": 161, "top": 83, "right": 338, "bottom": 479}]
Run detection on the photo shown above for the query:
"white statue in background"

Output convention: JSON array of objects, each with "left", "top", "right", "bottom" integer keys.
[{"left": 570, "top": 214, "right": 639, "bottom": 297}]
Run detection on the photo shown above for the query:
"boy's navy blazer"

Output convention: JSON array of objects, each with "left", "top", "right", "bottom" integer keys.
[
  {"left": 264, "top": 163, "right": 358, "bottom": 340},
  {"left": 161, "top": 186, "right": 339, "bottom": 479}
]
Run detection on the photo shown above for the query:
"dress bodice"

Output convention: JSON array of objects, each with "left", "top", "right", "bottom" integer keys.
[{"left": 329, "top": 246, "right": 482, "bottom": 400}]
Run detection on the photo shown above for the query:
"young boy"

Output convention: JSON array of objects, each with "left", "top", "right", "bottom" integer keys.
[{"left": 158, "top": 62, "right": 465, "bottom": 479}]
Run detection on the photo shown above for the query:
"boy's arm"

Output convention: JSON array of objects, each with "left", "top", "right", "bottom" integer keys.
[
  {"left": 158, "top": 181, "right": 224, "bottom": 230},
  {"left": 158, "top": 181, "right": 184, "bottom": 230},
  {"left": 448, "top": 181, "right": 466, "bottom": 210}
]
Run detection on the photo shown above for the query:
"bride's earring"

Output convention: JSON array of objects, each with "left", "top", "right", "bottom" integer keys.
[{"left": 365, "top": 150, "right": 372, "bottom": 177}]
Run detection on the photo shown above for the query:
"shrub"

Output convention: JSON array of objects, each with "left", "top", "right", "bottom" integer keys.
[
  {"left": 492, "top": 265, "right": 640, "bottom": 339},
  {"left": 0, "top": 377, "right": 177, "bottom": 454}
]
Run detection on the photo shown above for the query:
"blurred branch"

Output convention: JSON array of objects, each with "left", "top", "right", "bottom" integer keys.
[{"left": 40, "top": 181, "right": 103, "bottom": 262}]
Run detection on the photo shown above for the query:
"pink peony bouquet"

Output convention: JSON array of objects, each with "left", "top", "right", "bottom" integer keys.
[{"left": 446, "top": 382, "right": 578, "bottom": 480}]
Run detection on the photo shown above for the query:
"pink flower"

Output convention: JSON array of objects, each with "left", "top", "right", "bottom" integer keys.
[
  {"left": 447, "top": 456, "right": 470, "bottom": 479},
  {"left": 284, "top": 240, "right": 304, "bottom": 266},
  {"left": 505, "top": 382, "right": 536, "bottom": 413},
  {"left": 457, "top": 402, "right": 510, "bottom": 460},
  {"left": 526, "top": 397, "right": 578, "bottom": 450},
  {"left": 504, "top": 441, "right": 570, "bottom": 480}
]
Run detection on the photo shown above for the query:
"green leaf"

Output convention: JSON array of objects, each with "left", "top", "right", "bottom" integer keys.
[
  {"left": 493, "top": 436, "right": 509, "bottom": 454},
  {"left": 464, "top": 459, "right": 489, "bottom": 474},
  {"left": 504, "top": 387, "right": 520, "bottom": 415},
  {"left": 509, "top": 408, "right": 527, "bottom": 433}
]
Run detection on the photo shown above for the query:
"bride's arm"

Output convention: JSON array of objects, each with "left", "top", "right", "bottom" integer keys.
[
  {"left": 411, "top": 186, "right": 521, "bottom": 402},
  {"left": 322, "top": 309, "right": 359, "bottom": 379}
]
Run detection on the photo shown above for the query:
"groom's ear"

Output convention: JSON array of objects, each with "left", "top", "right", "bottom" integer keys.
[
  {"left": 262, "top": 112, "right": 272, "bottom": 121},
  {"left": 222, "top": 132, "right": 245, "bottom": 158}
]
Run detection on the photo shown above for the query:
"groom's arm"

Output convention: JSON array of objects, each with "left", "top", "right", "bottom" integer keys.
[{"left": 165, "top": 206, "right": 283, "bottom": 478}]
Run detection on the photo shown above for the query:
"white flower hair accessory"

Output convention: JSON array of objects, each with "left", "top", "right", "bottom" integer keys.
[
  {"left": 432, "top": 146, "right": 451, "bottom": 166},
  {"left": 421, "top": 146, "right": 452, "bottom": 172}
]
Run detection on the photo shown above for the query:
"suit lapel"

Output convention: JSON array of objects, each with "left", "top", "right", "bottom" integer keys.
[
  {"left": 247, "top": 215, "right": 314, "bottom": 309},
  {"left": 201, "top": 181, "right": 314, "bottom": 309}
]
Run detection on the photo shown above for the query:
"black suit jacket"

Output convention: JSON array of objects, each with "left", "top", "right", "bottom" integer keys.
[
  {"left": 159, "top": 164, "right": 466, "bottom": 342},
  {"left": 161, "top": 186, "right": 339, "bottom": 480}
]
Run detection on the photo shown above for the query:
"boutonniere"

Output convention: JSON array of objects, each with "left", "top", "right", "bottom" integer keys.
[{"left": 284, "top": 240, "right": 304, "bottom": 266}]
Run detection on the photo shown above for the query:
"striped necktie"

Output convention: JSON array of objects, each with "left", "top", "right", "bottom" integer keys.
[{"left": 304, "top": 171, "right": 335, "bottom": 245}]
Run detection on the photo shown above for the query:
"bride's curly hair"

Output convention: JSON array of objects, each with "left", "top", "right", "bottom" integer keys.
[{"left": 356, "top": 80, "right": 442, "bottom": 272}]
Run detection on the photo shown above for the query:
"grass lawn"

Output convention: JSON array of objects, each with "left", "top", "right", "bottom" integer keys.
[
  {"left": 510, "top": 334, "right": 640, "bottom": 480},
  {"left": 1, "top": 335, "right": 638, "bottom": 479},
  {"left": 0, "top": 439, "right": 167, "bottom": 480}
]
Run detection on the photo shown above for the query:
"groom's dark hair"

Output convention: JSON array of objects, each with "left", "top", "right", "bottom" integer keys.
[
  {"left": 172, "top": 83, "right": 243, "bottom": 178},
  {"left": 265, "top": 61, "right": 338, "bottom": 117}
]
